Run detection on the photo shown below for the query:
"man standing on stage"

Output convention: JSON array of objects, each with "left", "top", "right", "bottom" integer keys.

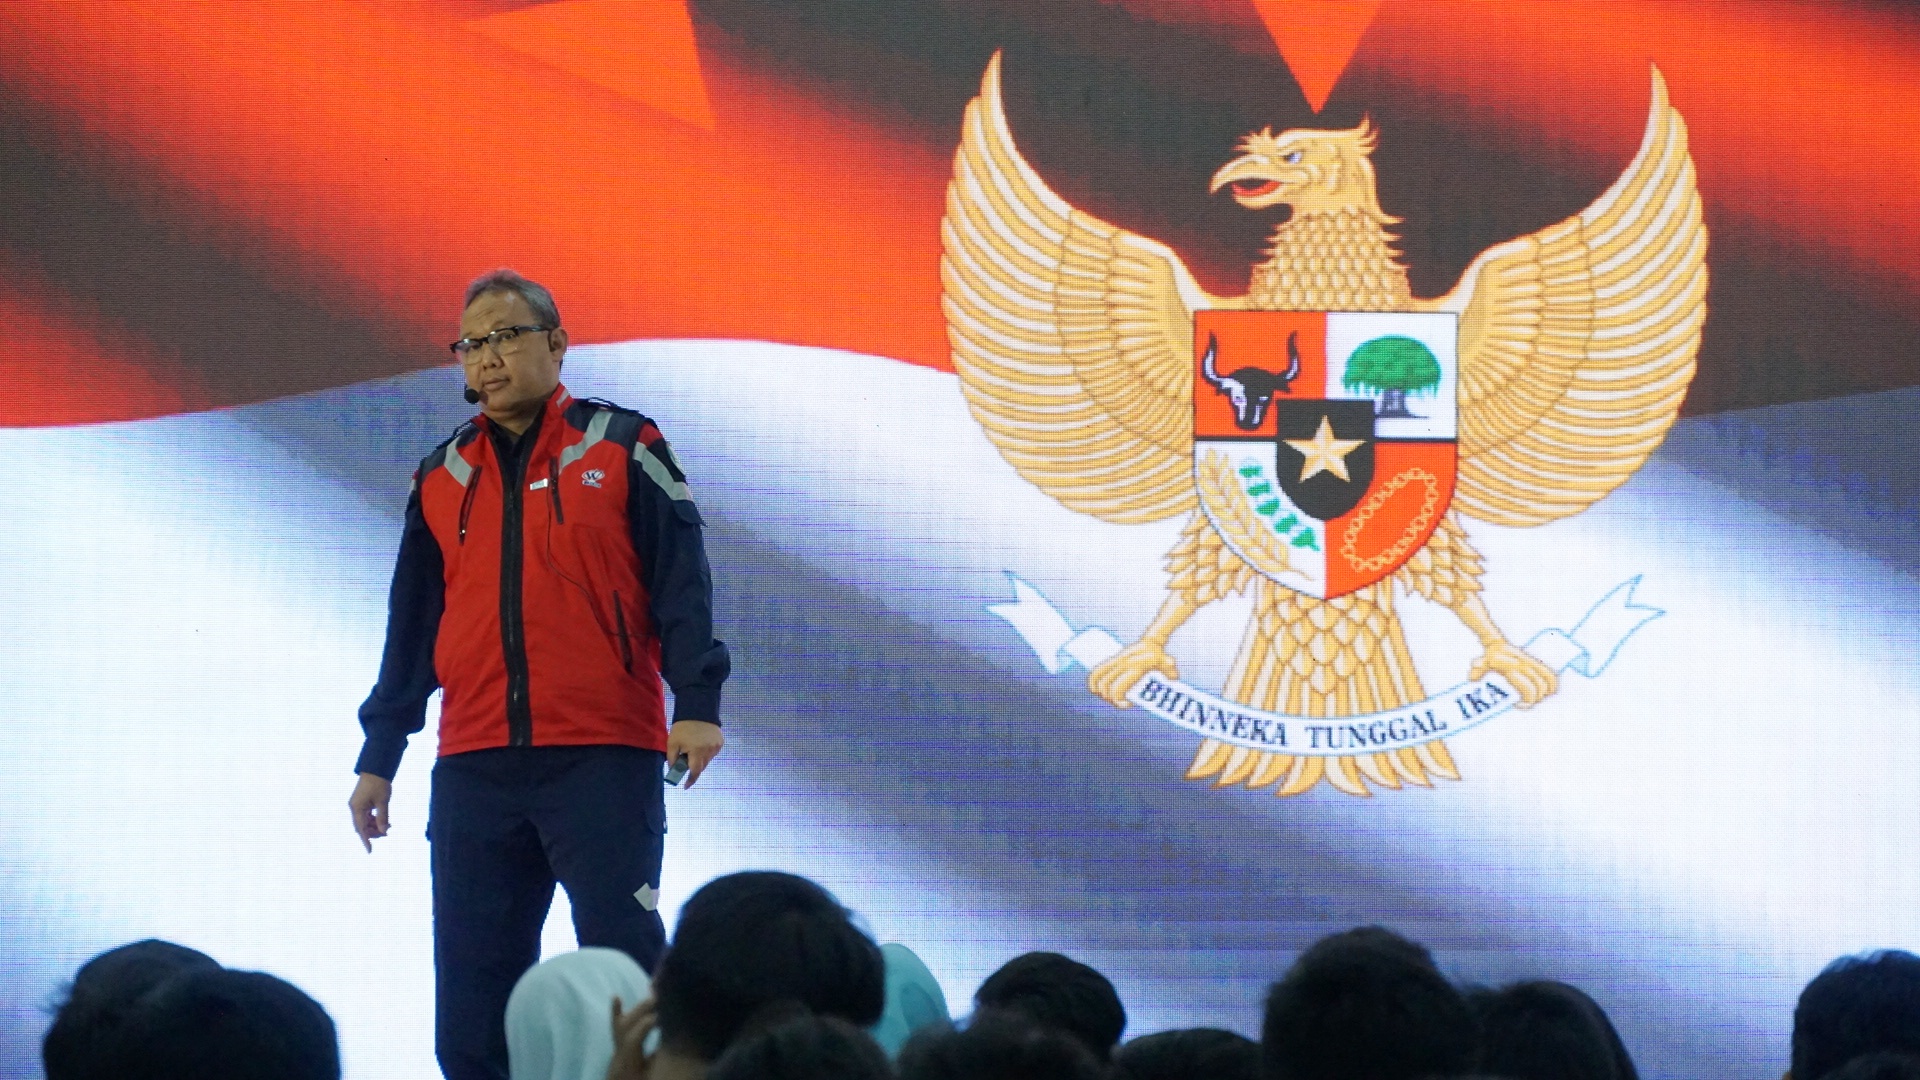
[{"left": 348, "top": 269, "right": 730, "bottom": 1080}]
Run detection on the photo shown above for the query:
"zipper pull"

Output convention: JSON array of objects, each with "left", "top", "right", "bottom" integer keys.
[
  {"left": 459, "top": 462, "right": 484, "bottom": 545},
  {"left": 548, "top": 460, "right": 565, "bottom": 524}
]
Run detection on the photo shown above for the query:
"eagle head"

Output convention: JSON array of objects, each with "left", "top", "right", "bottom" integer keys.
[{"left": 1209, "top": 118, "right": 1396, "bottom": 224}]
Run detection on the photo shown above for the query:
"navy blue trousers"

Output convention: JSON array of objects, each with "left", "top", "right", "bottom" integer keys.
[{"left": 429, "top": 745, "right": 668, "bottom": 1080}]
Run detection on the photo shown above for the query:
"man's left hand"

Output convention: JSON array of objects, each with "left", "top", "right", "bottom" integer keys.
[{"left": 665, "top": 720, "right": 724, "bottom": 788}]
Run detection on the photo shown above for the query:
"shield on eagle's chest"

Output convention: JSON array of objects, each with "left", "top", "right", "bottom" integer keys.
[{"left": 1191, "top": 310, "right": 1459, "bottom": 599}]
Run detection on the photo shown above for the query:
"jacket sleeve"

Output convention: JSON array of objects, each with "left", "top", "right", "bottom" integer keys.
[
  {"left": 629, "top": 422, "right": 731, "bottom": 725},
  {"left": 355, "top": 473, "right": 445, "bottom": 779}
]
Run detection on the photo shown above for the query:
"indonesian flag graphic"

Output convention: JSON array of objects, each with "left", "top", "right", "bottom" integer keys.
[
  {"left": 1193, "top": 310, "right": 1456, "bottom": 598},
  {"left": 2, "top": 7, "right": 1919, "bottom": 1080}
]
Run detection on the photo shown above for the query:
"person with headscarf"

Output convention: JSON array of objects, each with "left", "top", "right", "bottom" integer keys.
[
  {"left": 869, "top": 944, "right": 952, "bottom": 1059},
  {"left": 507, "top": 948, "right": 652, "bottom": 1080}
]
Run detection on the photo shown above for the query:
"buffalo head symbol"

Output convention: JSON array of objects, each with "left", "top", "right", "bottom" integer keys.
[{"left": 1202, "top": 330, "right": 1303, "bottom": 431}]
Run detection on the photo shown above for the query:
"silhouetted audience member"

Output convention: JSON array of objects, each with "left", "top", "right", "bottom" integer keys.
[
  {"left": 973, "top": 951, "right": 1126, "bottom": 1061},
  {"left": 898, "top": 1011, "right": 1106, "bottom": 1080},
  {"left": 106, "top": 967, "right": 339, "bottom": 1080},
  {"left": 1262, "top": 925, "right": 1475, "bottom": 1080},
  {"left": 1468, "top": 980, "right": 1638, "bottom": 1080},
  {"left": 1316, "top": 925, "right": 1442, "bottom": 972},
  {"left": 43, "top": 939, "right": 220, "bottom": 1080},
  {"left": 1114, "top": 1027, "right": 1261, "bottom": 1080},
  {"left": 650, "top": 872, "right": 886, "bottom": 1070},
  {"left": 707, "top": 1003, "right": 894, "bottom": 1080},
  {"left": 1792, "top": 951, "right": 1920, "bottom": 1080},
  {"left": 1823, "top": 1053, "right": 1920, "bottom": 1080}
]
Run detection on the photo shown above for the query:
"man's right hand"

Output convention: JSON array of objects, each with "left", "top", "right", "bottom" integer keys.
[{"left": 349, "top": 773, "right": 393, "bottom": 853}]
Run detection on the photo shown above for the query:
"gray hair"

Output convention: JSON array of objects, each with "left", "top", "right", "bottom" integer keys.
[{"left": 464, "top": 268, "right": 561, "bottom": 327}]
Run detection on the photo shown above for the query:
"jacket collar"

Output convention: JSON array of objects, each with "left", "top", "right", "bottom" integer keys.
[
  {"left": 474, "top": 383, "right": 572, "bottom": 462},
  {"left": 476, "top": 382, "right": 572, "bottom": 437}
]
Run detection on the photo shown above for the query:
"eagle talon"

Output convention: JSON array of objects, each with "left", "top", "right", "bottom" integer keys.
[
  {"left": 1468, "top": 643, "right": 1558, "bottom": 707},
  {"left": 1088, "top": 641, "right": 1178, "bottom": 707}
]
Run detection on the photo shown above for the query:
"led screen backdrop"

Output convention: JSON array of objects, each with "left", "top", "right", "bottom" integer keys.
[{"left": 2, "top": 2, "right": 1918, "bottom": 1077}]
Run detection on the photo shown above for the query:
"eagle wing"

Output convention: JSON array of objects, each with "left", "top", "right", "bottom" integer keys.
[
  {"left": 1416, "top": 68, "right": 1708, "bottom": 528},
  {"left": 941, "top": 52, "right": 1240, "bottom": 525}
]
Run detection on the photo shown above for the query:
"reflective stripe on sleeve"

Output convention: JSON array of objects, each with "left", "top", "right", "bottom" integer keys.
[
  {"left": 634, "top": 442, "right": 690, "bottom": 503},
  {"left": 444, "top": 447, "right": 474, "bottom": 487}
]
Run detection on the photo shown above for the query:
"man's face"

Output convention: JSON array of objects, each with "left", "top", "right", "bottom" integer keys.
[{"left": 459, "top": 290, "right": 567, "bottom": 421}]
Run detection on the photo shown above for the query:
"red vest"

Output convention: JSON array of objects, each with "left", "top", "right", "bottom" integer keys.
[{"left": 417, "top": 385, "right": 666, "bottom": 757}]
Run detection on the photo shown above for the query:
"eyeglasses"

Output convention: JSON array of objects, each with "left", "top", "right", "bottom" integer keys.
[{"left": 450, "top": 324, "right": 552, "bottom": 359}]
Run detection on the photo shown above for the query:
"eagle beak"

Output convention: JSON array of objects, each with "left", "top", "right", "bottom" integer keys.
[{"left": 1210, "top": 154, "right": 1292, "bottom": 208}]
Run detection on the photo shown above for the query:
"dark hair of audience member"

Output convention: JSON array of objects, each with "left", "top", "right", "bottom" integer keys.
[
  {"left": 1262, "top": 925, "right": 1476, "bottom": 1080},
  {"left": 651, "top": 871, "right": 886, "bottom": 1062},
  {"left": 899, "top": 1010, "right": 1106, "bottom": 1080},
  {"left": 43, "top": 939, "right": 220, "bottom": 1080},
  {"left": 1114, "top": 1027, "right": 1261, "bottom": 1080},
  {"left": 1793, "top": 951, "right": 1920, "bottom": 1080},
  {"left": 1823, "top": 1053, "right": 1920, "bottom": 1080},
  {"left": 707, "top": 1000, "right": 894, "bottom": 1080},
  {"left": 104, "top": 967, "right": 339, "bottom": 1080},
  {"left": 1303, "top": 925, "right": 1441, "bottom": 973},
  {"left": 1467, "top": 980, "right": 1638, "bottom": 1080},
  {"left": 973, "top": 951, "right": 1126, "bottom": 1061}
]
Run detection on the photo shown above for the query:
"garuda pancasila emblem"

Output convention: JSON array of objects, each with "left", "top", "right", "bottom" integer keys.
[{"left": 941, "top": 53, "right": 1706, "bottom": 796}]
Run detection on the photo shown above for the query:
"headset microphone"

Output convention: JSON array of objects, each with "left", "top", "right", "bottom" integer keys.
[{"left": 465, "top": 386, "right": 482, "bottom": 405}]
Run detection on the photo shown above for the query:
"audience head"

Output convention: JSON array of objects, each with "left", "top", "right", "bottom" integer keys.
[
  {"left": 653, "top": 871, "right": 886, "bottom": 1061},
  {"left": 107, "top": 967, "right": 339, "bottom": 1080},
  {"left": 973, "top": 951, "right": 1126, "bottom": 1061},
  {"left": 1793, "top": 951, "right": 1920, "bottom": 1080},
  {"left": 506, "top": 947, "right": 652, "bottom": 1080},
  {"left": 1114, "top": 1027, "right": 1262, "bottom": 1080},
  {"left": 708, "top": 1002, "right": 894, "bottom": 1080},
  {"left": 1824, "top": 1054, "right": 1920, "bottom": 1080},
  {"left": 1469, "top": 980, "right": 1637, "bottom": 1080},
  {"left": 871, "top": 943, "right": 953, "bottom": 1059},
  {"left": 1261, "top": 925, "right": 1475, "bottom": 1080},
  {"left": 1305, "top": 926, "right": 1441, "bottom": 972},
  {"left": 899, "top": 1010, "right": 1107, "bottom": 1080},
  {"left": 43, "top": 939, "right": 220, "bottom": 1080}
]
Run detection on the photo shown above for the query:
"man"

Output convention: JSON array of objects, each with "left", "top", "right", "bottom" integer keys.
[
  {"left": 43, "top": 939, "right": 221, "bottom": 1080},
  {"left": 641, "top": 871, "right": 887, "bottom": 1074},
  {"left": 1467, "top": 980, "right": 1639, "bottom": 1080},
  {"left": 894, "top": 1012, "right": 1107, "bottom": 1080},
  {"left": 1261, "top": 926, "right": 1476, "bottom": 1080},
  {"left": 973, "top": 952, "right": 1127, "bottom": 1063},
  {"left": 348, "top": 269, "right": 730, "bottom": 1080},
  {"left": 1790, "top": 950, "right": 1920, "bottom": 1080},
  {"left": 104, "top": 968, "right": 341, "bottom": 1080}
]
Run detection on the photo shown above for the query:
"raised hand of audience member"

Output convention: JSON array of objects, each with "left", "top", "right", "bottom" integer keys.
[{"left": 608, "top": 996, "right": 657, "bottom": 1080}]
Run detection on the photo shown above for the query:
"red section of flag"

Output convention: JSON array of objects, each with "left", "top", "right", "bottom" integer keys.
[
  {"left": 1366, "top": 0, "right": 1920, "bottom": 297},
  {"left": 467, "top": 0, "right": 714, "bottom": 130},
  {"left": 0, "top": 269, "right": 212, "bottom": 426},
  {"left": 1, "top": 1, "right": 1918, "bottom": 426},
  {"left": 0, "top": 0, "right": 950, "bottom": 425},
  {"left": 1250, "top": 0, "right": 1384, "bottom": 112}
]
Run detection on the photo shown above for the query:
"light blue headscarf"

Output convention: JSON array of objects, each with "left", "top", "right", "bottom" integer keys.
[
  {"left": 506, "top": 947, "right": 652, "bottom": 1080},
  {"left": 868, "top": 942, "right": 953, "bottom": 1058}
]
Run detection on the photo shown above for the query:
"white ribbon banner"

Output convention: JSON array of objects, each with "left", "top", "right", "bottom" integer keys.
[{"left": 988, "top": 575, "right": 1662, "bottom": 755}]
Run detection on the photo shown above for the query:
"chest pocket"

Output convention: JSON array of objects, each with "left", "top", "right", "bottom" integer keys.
[{"left": 548, "top": 456, "right": 628, "bottom": 535}]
